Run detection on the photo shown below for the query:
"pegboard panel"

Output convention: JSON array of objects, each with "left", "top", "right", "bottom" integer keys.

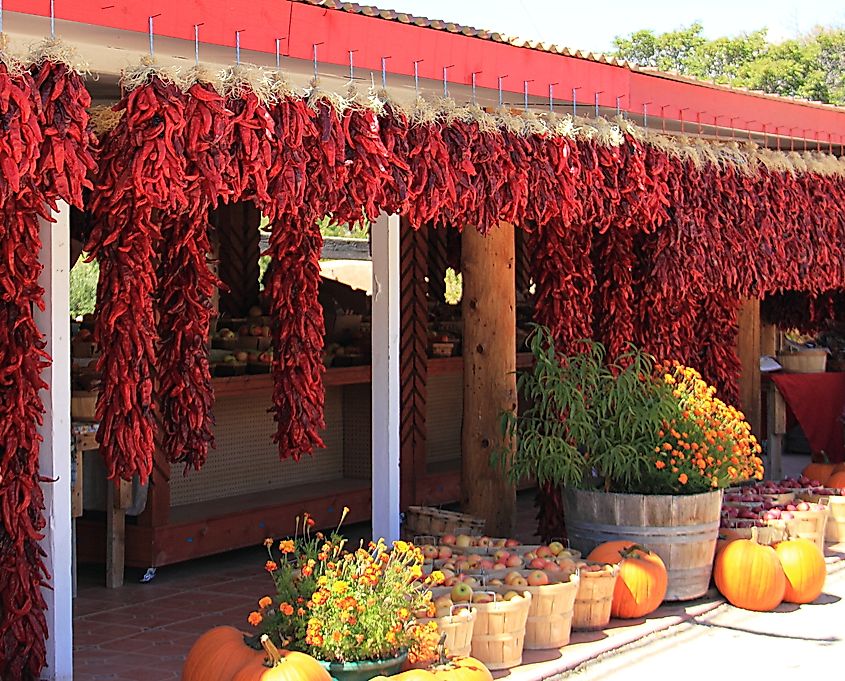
[
  {"left": 343, "top": 384, "right": 372, "bottom": 479},
  {"left": 170, "top": 387, "right": 344, "bottom": 506},
  {"left": 426, "top": 373, "right": 462, "bottom": 465}
]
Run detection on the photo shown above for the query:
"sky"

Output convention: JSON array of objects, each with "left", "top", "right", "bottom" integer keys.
[{"left": 377, "top": 0, "right": 845, "bottom": 53}]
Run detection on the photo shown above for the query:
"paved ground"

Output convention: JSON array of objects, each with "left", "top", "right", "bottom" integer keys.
[{"left": 567, "top": 557, "right": 845, "bottom": 680}]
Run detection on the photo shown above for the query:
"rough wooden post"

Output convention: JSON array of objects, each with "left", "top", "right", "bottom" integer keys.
[
  {"left": 736, "top": 299, "right": 762, "bottom": 436},
  {"left": 461, "top": 222, "right": 517, "bottom": 536}
]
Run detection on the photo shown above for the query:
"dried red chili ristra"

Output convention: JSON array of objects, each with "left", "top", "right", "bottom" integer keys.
[
  {"left": 0, "top": 55, "right": 53, "bottom": 681},
  {"left": 157, "top": 81, "right": 232, "bottom": 472},
  {"left": 376, "top": 100, "right": 412, "bottom": 217},
  {"left": 30, "top": 58, "right": 96, "bottom": 208},
  {"left": 437, "top": 116, "right": 479, "bottom": 230},
  {"left": 405, "top": 111, "right": 456, "bottom": 229},
  {"left": 86, "top": 75, "right": 188, "bottom": 483},
  {"left": 695, "top": 291, "right": 742, "bottom": 404},
  {"left": 221, "top": 84, "right": 274, "bottom": 205},
  {"left": 335, "top": 100, "right": 392, "bottom": 225}
]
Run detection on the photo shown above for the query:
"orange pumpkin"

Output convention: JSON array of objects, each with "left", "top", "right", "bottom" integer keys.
[
  {"left": 372, "top": 642, "right": 492, "bottom": 681},
  {"left": 588, "top": 542, "right": 667, "bottom": 618},
  {"left": 828, "top": 471, "right": 845, "bottom": 490},
  {"left": 714, "top": 529, "right": 786, "bottom": 612},
  {"left": 182, "top": 630, "right": 329, "bottom": 681},
  {"left": 802, "top": 462, "right": 835, "bottom": 484},
  {"left": 775, "top": 538, "right": 827, "bottom": 604}
]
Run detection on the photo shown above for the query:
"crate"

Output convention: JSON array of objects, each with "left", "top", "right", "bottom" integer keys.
[
  {"left": 800, "top": 494, "right": 844, "bottom": 543},
  {"left": 418, "top": 606, "right": 476, "bottom": 659},
  {"left": 777, "top": 349, "right": 828, "bottom": 373},
  {"left": 470, "top": 591, "right": 532, "bottom": 670},
  {"left": 572, "top": 565, "right": 619, "bottom": 631}
]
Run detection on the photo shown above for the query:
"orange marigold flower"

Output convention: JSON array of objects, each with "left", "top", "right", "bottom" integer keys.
[
  {"left": 662, "top": 443, "right": 673, "bottom": 451},
  {"left": 298, "top": 608, "right": 306, "bottom": 616},
  {"left": 307, "top": 518, "right": 316, "bottom": 527},
  {"left": 263, "top": 538, "right": 273, "bottom": 548},
  {"left": 678, "top": 473, "right": 688, "bottom": 485},
  {"left": 655, "top": 460, "right": 666, "bottom": 470},
  {"left": 301, "top": 565, "right": 313, "bottom": 577},
  {"left": 248, "top": 611, "right": 263, "bottom": 627},
  {"left": 258, "top": 596, "right": 272, "bottom": 609},
  {"left": 280, "top": 603, "right": 294, "bottom": 616},
  {"left": 279, "top": 539, "right": 295, "bottom": 554},
  {"left": 332, "top": 631, "right": 342, "bottom": 643},
  {"left": 265, "top": 561, "right": 278, "bottom": 572}
]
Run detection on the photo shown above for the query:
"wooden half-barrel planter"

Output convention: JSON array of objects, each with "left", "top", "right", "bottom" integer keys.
[{"left": 564, "top": 488, "right": 722, "bottom": 601}]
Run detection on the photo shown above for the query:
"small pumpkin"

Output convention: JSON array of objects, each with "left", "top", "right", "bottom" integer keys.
[
  {"left": 775, "top": 538, "right": 826, "bottom": 604},
  {"left": 233, "top": 636, "right": 332, "bottom": 681},
  {"left": 714, "top": 528, "right": 786, "bottom": 612},
  {"left": 182, "top": 629, "right": 330, "bottom": 681},
  {"left": 802, "top": 462, "right": 835, "bottom": 484},
  {"left": 588, "top": 542, "right": 667, "bottom": 618},
  {"left": 827, "top": 471, "right": 845, "bottom": 490}
]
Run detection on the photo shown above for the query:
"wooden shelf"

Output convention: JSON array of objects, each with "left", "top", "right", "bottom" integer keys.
[
  {"left": 428, "top": 352, "right": 533, "bottom": 377},
  {"left": 213, "top": 364, "right": 372, "bottom": 397}
]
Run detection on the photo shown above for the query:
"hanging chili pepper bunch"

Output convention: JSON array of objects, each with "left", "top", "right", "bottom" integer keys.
[
  {"left": 404, "top": 99, "right": 457, "bottom": 229},
  {"left": 376, "top": 97, "right": 413, "bottom": 217},
  {"left": 87, "top": 66, "right": 188, "bottom": 483},
  {"left": 436, "top": 106, "right": 479, "bottom": 230},
  {"left": 263, "top": 85, "right": 346, "bottom": 461},
  {"left": 0, "top": 44, "right": 51, "bottom": 681},
  {"left": 157, "top": 73, "right": 233, "bottom": 472}
]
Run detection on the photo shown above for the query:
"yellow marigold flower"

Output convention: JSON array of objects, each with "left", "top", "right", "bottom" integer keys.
[
  {"left": 332, "top": 581, "right": 349, "bottom": 595},
  {"left": 248, "top": 611, "right": 263, "bottom": 627},
  {"left": 279, "top": 539, "right": 295, "bottom": 554},
  {"left": 258, "top": 596, "right": 272, "bottom": 609},
  {"left": 394, "top": 540, "right": 409, "bottom": 553},
  {"left": 428, "top": 570, "right": 445, "bottom": 584}
]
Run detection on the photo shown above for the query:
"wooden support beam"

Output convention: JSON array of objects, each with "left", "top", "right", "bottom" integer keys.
[
  {"left": 461, "top": 222, "right": 517, "bottom": 536},
  {"left": 736, "top": 299, "right": 762, "bottom": 436},
  {"left": 106, "top": 481, "right": 126, "bottom": 588}
]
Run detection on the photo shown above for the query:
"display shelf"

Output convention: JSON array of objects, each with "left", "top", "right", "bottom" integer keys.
[{"left": 212, "top": 364, "right": 372, "bottom": 397}]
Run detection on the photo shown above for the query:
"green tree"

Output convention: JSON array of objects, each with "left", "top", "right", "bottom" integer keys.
[{"left": 613, "top": 24, "right": 845, "bottom": 105}]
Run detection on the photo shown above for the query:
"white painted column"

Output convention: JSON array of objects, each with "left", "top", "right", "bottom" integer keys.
[
  {"left": 371, "top": 212, "right": 401, "bottom": 543},
  {"left": 35, "top": 201, "right": 73, "bottom": 681}
]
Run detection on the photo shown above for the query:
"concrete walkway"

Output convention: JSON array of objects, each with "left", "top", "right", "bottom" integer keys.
[{"left": 555, "top": 547, "right": 845, "bottom": 680}]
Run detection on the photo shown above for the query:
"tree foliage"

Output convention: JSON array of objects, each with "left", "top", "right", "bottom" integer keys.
[{"left": 613, "top": 24, "right": 845, "bottom": 105}]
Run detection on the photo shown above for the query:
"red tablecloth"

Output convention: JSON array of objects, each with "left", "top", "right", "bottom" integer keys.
[{"left": 770, "top": 372, "right": 845, "bottom": 463}]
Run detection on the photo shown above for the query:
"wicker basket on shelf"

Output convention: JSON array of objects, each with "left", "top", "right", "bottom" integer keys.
[
  {"left": 801, "top": 493, "right": 845, "bottom": 543},
  {"left": 776, "top": 348, "right": 827, "bottom": 373},
  {"left": 418, "top": 606, "right": 476, "bottom": 658}
]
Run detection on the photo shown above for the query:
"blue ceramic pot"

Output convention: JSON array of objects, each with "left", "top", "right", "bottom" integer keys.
[{"left": 319, "top": 651, "right": 408, "bottom": 681}]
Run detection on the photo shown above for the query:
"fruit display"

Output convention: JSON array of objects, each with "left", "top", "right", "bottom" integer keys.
[{"left": 714, "top": 529, "right": 787, "bottom": 611}]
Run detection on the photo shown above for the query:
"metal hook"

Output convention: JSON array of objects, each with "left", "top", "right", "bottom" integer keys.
[
  {"left": 660, "top": 105, "right": 669, "bottom": 133},
  {"left": 497, "top": 74, "right": 508, "bottom": 108},
  {"left": 746, "top": 120, "right": 757, "bottom": 143},
  {"left": 696, "top": 111, "right": 706, "bottom": 136},
  {"left": 829, "top": 132, "right": 833, "bottom": 155},
  {"left": 148, "top": 14, "right": 161, "bottom": 57},
  {"left": 548, "top": 82, "right": 558, "bottom": 113},
  {"left": 235, "top": 29, "right": 246, "bottom": 66},
  {"left": 413, "top": 59, "right": 423, "bottom": 96},
  {"left": 312, "top": 42, "right": 323, "bottom": 81},
  {"left": 615, "top": 94, "right": 626, "bottom": 117},
  {"left": 50, "top": 0, "right": 55, "bottom": 39},
  {"left": 678, "top": 107, "right": 689, "bottom": 135},
  {"left": 193, "top": 23, "right": 204, "bottom": 66},
  {"left": 729, "top": 117, "right": 738, "bottom": 140},
  {"left": 348, "top": 49, "right": 358, "bottom": 83},
  {"left": 572, "top": 86, "right": 582, "bottom": 117},
  {"left": 442, "top": 65, "right": 454, "bottom": 98},
  {"left": 381, "top": 56, "right": 390, "bottom": 89},
  {"left": 594, "top": 91, "right": 603, "bottom": 118},
  {"left": 775, "top": 126, "right": 783, "bottom": 151},
  {"left": 471, "top": 71, "right": 482, "bottom": 106},
  {"left": 523, "top": 80, "right": 533, "bottom": 113},
  {"left": 642, "top": 101, "right": 651, "bottom": 129}
]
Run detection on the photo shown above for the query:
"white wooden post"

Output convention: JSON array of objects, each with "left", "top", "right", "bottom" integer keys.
[
  {"left": 371, "top": 212, "right": 401, "bottom": 543},
  {"left": 35, "top": 201, "right": 73, "bottom": 681}
]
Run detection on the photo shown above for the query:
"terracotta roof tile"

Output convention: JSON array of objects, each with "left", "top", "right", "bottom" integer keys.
[{"left": 289, "top": 0, "right": 845, "bottom": 112}]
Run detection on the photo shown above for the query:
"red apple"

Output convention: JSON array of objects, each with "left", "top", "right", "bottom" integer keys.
[{"left": 527, "top": 570, "right": 550, "bottom": 587}]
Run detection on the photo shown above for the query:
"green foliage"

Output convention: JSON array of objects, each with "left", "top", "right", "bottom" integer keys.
[
  {"left": 69, "top": 257, "right": 98, "bottom": 318},
  {"left": 320, "top": 216, "right": 369, "bottom": 239},
  {"left": 496, "top": 326, "right": 678, "bottom": 493},
  {"left": 613, "top": 24, "right": 845, "bottom": 105}
]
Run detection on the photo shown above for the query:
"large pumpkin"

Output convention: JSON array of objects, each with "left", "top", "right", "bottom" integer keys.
[
  {"left": 182, "top": 629, "right": 330, "bottom": 681},
  {"left": 802, "top": 462, "right": 835, "bottom": 484},
  {"left": 775, "top": 538, "right": 827, "bottom": 604},
  {"left": 827, "top": 471, "right": 845, "bottom": 490},
  {"left": 714, "top": 530, "right": 786, "bottom": 612},
  {"left": 587, "top": 542, "right": 667, "bottom": 618}
]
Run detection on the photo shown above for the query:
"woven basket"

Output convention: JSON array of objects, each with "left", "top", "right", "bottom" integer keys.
[
  {"left": 488, "top": 574, "right": 579, "bottom": 650},
  {"left": 419, "top": 607, "right": 476, "bottom": 658},
  {"left": 572, "top": 565, "right": 619, "bottom": 632},
  {"left": 469, "top": 591, "right": 532, "bottom": 670},
  {"left": 798, "top": 494, "right": 843, "bottom": 543},
  {"left": 405, "top": 506, "right": 434, "bottom": 536},
  {"left": 767, "top": 504, "right": 829, "bottom": 550},
  {"left": 777, "top": 349, "right": 828, "bottom": 373}
]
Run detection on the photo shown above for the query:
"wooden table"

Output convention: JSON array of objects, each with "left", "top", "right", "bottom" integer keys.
[
  {"left": 765, "top": 379, "right": 786, "bottom": 480},
  {"left": 71, "top": 424, "right": 132, "bottom": 590}
]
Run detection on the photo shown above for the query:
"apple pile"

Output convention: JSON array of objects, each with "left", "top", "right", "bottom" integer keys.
[
  {"left": 721, "top": 499, "right": 827, "bottom": 528},
  {"left": 434, "top": 546, "right": 579, "bottom": 575},
  {"left": 439, "top": 534, "right": 521, "bottom": 550}
]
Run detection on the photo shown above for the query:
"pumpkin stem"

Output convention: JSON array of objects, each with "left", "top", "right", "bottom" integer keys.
[
  {"left": 260, "top": 634, "right": 283, "bottom": 667},
  {"left": 619, "top": 544, "right": 650, "bottom": 559},
  {"left": 436, "top": 632, "right": 448, "bottom": 666}
]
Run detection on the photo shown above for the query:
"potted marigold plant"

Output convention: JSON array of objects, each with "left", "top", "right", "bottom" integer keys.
[
  {"left": 497, "top": 326, "right": 764, "bottom": 601},
  {"left": 305, "top": 539, "right": 439, "bottom": 681}
]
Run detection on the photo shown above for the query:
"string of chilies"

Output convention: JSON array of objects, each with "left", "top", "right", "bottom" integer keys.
[{"left": 0, "top": 36, "right": 94, "bottom": 680}]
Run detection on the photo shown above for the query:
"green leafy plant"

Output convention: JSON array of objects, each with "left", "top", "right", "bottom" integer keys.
[{"left": 496, "top": 325, "right": 678, "bottom": 493}]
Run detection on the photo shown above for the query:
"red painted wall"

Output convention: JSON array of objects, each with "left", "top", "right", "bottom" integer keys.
[{"left": 7, "top": 0, "right": 845, "bottom": 142}]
